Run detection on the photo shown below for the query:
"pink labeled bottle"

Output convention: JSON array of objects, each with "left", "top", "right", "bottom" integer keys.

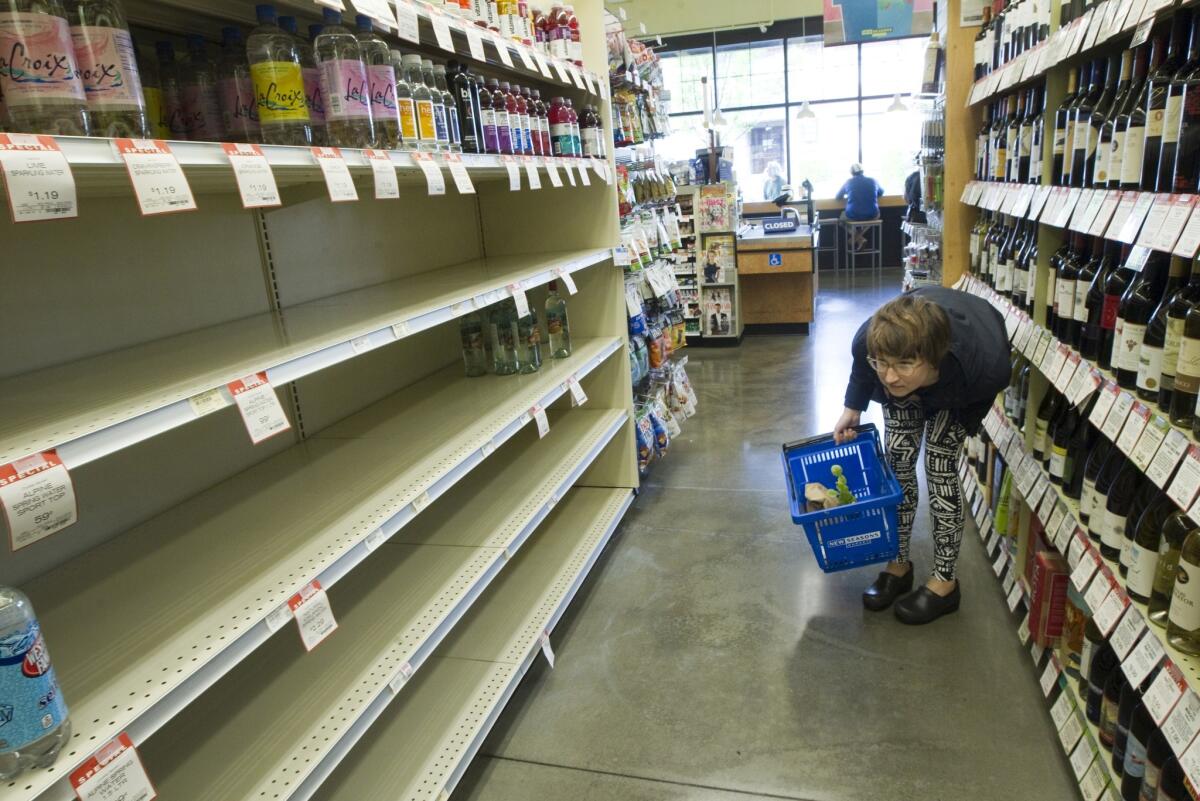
[
  {"left": 217, "top": 27, "right": 260, "bottom": 142},
  {"left": 531, "top": 88, "right": 551, "bottom": 155},
  {"left": 487, "top": 78, "right": 512, "bottom": 154},
  {"left": 70, "top": 0, "right": 149, "bottom": 138},
  {"left": 477, "top": 77, "right": 498, "bottom": 153},
  {"left": 355, "top": 14, "right": 400, "bottom": 148},
  {"left": 0, "top": 0, "right": 89, "bottom": 135},
  {"left": 275, "top": 17, "right": 324, "bottom": 145},
  {"left": 579, "top": 104, "right": 603, "bottom": 158},
  {"left": 313, "top": 7, "right": 375, "bottom": 148},
  {"left": 180, "top": 34, "right": 226, "bottom": 141},
  {"left": 564, "top": 4, "right": 580, "bottom": 66}
]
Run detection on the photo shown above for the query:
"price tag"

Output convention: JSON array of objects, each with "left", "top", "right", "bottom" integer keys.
[
  {"left": 531, "top": 404, "right": 549, "bottom": 437},
  {"left": 1146, "top": 660, "right": 1188, "bottom": 725},
  {"left": 227, "top": 372, "right": 291, "bottom": 444},
  {"left": 556, "top": 267, "right": 578, "bottom": 295},
  {"left": 980, "top": 515, "right": 994, "bottom": 541},
  {"left": 1132, "top": 16, "right": 1154, "bottom": 46},
  {"left": 1126, "top": 244, "right": 1153, "bottom": 273},
  {"left": 411, "top": 490, "right": 432, "bottom": 512},
  {"left": 443, "top": 153, "right": 475, "bottom": 194},
  {"left": 464, "top": 23, "right": 486, "bottom": 60},
  {"left": 1040, "top": 657, "right": 1062, "bottom": 697},
  {"left": 552, "top": 58, "right": 571, "bottom": 83},
  {"left": 543, "top": 157, "right": 563, "bottom": 187},
  {"left": 993, "top": 551, "right": 1007, "bottom": 577},
  {"left": 509, "top": 282, "right": 530, "bottom": 318},
  {"left": 1039, "top": 483, "right": 1059, "bottom": 522},
  {"left": 566, "top": 376, "right": 587, "bottom": 406},
  {"left": 540, "top": 630, "right": 556, "bottom": 667},
  {"left": 1054, "top": 189, "right": 1082, "bottom": 228},
  {"left": 1145, "top": 429, "right": 1187, "bottom": 489},
  {"left": 1109, "top": 607, "right": 1147, "bottom": 660},
  {"left": 222, "top": 143, "right": 281, "bottom": 208},
  {"left": 412, "top": 151, "right": 445, "bottom": 195},
  {"left": 115, "top": 138, "right": 197, "bottom": 215},
  {"left": 1117, "top": 191, "right": 1156, "bottom": 244},
  {"left": 311, "top": 147, "right": 358, "bottom": 202},
  {"left": 1032, "top": 641, "right": 1047, "bottom": 664},
  {"left": 1093, "top": 582, "right": 1129, "bottom": 635},
  {"left": 1183, "top": 735, "right": 1200, "bottom": 791},
  {"left": 1006, "top": 580, "right": 1024, "bottom": 612},
  {"left": 1058, "top": 712, "right": 1084, "bottom": 752},
  {"left": 986, "top": 528, "right": 1001, "bottom": 554},
  {"left": 1033, "top": 330, "right": 1052, "bottom": 366},
  {"left": 288, "top": 580, "right": 337, "bottom": 651},
  {"left": 1029, "top": 185, "right": 1053, "bottom": 219},
  {"left": 1068, "top": 530, "right": 1089, "bottom": 570},
  {"left": 577, "top": 160, "right": 591, "bottom": 186},
  {"left": 427, "top": 5, "right": 456, "bottom": 51},
  {"left": 1089, "top": 191, "right": 1121, "bottom": 236},
  {"left": 1003, "top": 567, "right": 1017, "bottom": 595},
  {"left": 392, "top": 320, "right": 410, "bottom": 338},
  {"left": 1079, "top": 760, "right": 1108, "bottom": 801},
  {"left": 567, "top": 65, "right": 585, "bottom": 89},
  {"left": 1106, "top": 191, "right": 1139, "bottom": 238},
  {"left": 394, "top": 0, "right": 420, "bottom": 43},
  {"left": 1157, "top": 195, "right": 1195, "bottom": 252},
  {"left": 1084, "top": 566, "right": 1114, "bottom": 612},
  {"left": 583, "top": 71, "right": 597, "bottom": 94},
  {"left": 514, "top": 42, "right": 537, "bottom": 70},
  {"left": 1047, "top": 346, "right": 1070, "bottom": 389},
  {"left": 0, "top": 451, "right": 77, "bottom": 551},
  {"left": 1066, "top": 189, "right": 1095, "bottom": 231},
  {"left": 1047, "top": 504, "right": 1068, "bottom": 546},
  {"left": 593, "top": 159, "right": 611, "bottom": 184},
  {"left": 502, "top": 154, "right": 521, "bottom": 190},
  {"left": 1069, "top": 736, "right": 1096, "bottom": 780},
  {"left": 533, "top": 49, "right": 553, "bottom": 78},
  {"left": 364, "top": 149, "right": 400, "bottom": 199},
  {"left": 1122, "top": 628, "right": 1166, "bottom": 687},
  {"left": 188, "top": 387, "right": 227, "bottom": 417},
  {"left": 1131, "top": 414, "right": 1170, "bottom": 471},
  {"left": 1174, "top": 203, "right": 1200, "bottom": 258},
  {"left": 524, "top": 159, "right": 542, "bottom": 190},
  {"left": 70, "top": 733, "right": 156, "bottom": 801},
  {"left": 265, "top": 602, "right": 292, "bottom": 632},
  {"left": 1073, "top": 190, "right": 1107, "bottom": 233},
  {"left": 1169, "top": 445, "right": 1200, "bottom": 510},
  {"left": 1018, "top": 612, "right": 1032, "bottom": 645},
  {"left": 1101, "top": 390, "right": 1135, "bottom": 440},
  {"left": 388, "top": 661, "right": 415, "bottom": 692},
  {"left": 561, "top": 158, "right": 577, "bottom": 186},
  {"left": 364, "top": 528, "right": 387, "bottom": 551},
  {"left": 1165, "top": 690, "right": 1200, "bottom": 756},
  {"left": 0, "top": 133, "right": 76, "bottom": 221},
  {"left": 1117, "top": 402, "right": 1151, "bottom": 455}
]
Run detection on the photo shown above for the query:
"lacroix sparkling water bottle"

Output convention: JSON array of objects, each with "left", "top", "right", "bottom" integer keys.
[{"left": 0, "top": 0, "right": 89, "bottom": 135}]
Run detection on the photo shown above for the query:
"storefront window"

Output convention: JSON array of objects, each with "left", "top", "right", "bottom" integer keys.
[
  {"left": 716, "top": 40, "right": 786, "bottom": 109},
  {"left": 660, "top": 47, "right": 714, "bottom": 115},
  {"left": 721, "top": 108, "right": 789, "bottom": 201},
  {"left": 786, "top": 39, "right": 857, "bottom": 102},
  {"left": 788, "top": 100, "right": 859, "bottom": 200}
]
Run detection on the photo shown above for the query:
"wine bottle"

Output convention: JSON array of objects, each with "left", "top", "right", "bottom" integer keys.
[
  {"left": 1128, "top": 493, "right": 1172, "bottom": 603},
  {"left": 1168, "top": 525, "right": 1200, "bottom": 654},
  {"left": 1012, "top": 219, "right": 1032, "bottom": 306},
  {"left": 1049, "top": 402, "right": 1079, "bottom": 485},
  {"left": 1113, "top": 673, "right": 1139, "bottom": 772},
  {"left": 1100, "top": 255, "right": 1137, "bottom": 371},
  {"left": 1078, "top": 54, "right": 1119, "bottom": 187},
  {"left": 1159, "top": 256, "right": 1200, "bottom": 412},
  {"left": 1007, "top": 92, "right": 1023, "bottom": 182},
  {"left": 1171, "top": 14, "right": 1200, "bottom": 193},
  {"left": 993, "top": 97, "right": 1009, "bottom": 183},
  {"left": 1016, "top": 363, "right": 1031, "bottom": 428},
  {"left": 1080, "top": 435, "right": 1113, "bottom": 525},
  {"left": 1120, "top": 695, "right": 1152, "bottom": 797},
  {"left": 1057, "top": 234, "right": 1085, "bottom": 344},
  {"left": 1159, "top": 756, "right": 1187, "bottom": 801},
  {"left": 1100, "top": 665, "right": 1126, "bottom": 750},
  {"left": 977, "top": 103, "right": 993, "bottom": 179},
  {"left": 1055, "top": 67, "right": 1081, "bottom": 185},
  {"left": 1143, "top": 722, "right": 1172, "bottom": 800},
  {"left": 1138, "top": 256, "right": 1189, "bottom": 401},
  {"left": 1088, "top": 642, "right": 1119, "bottom": 725},
  {"left": 1068, "top": 60, "right": 1102, "bottom": 187},
  {"left": 1170, "top": 301, "right": 1200, "bottom": 427},
  {"left": 1122, "top": 34, "right": 1167, "bottom": 190},
  {"left": 1079, "top": 616, "right": 1104, "bottom": 697},
  {"left": 1110, "top": 43, "right": 1151, "bottom": 190},
  {"left": 1097, "top": 50, "right": 1134, "bottom": 187},
  {"left": 1033, "top": 389, "right": 1061, "bottom": 462},
  {"left": 1121, "top": 480, "right": 1162, "bottom": 575},
  {"left": 1150, "top": 509, "right": 1193, "bottom": 626},
  {"left": 1113, "top": 251, "right": 1169, "bottom": 389},
  {"left": 1044, "top": 391, "right": 1070, "bottom": 471},
  {"left": 1099, "top": 459, "right": 1139, "bottom": 560},
  {"left": 1162, "top": 13, "right": 1200, "bottom": 192},
  {"left": 1025, "top": 83, "right": 1045, "bottom": 184},
  {"left": 1065, "top": 395, "right": 1096, "bottom": 499},
  {"left": 975, "top": 6, "right": 993, "bottom": 81},
  {"left": 1091, "top": 448, "right": 1128, "bottom": 543},
  {"left": 1004, "top": 353, "right": 1023, "bottom": 420},
  {"left": 1145, "top": 16, "right": 1189, "bottom": 191},
  {"left": 1075, "top": 236, "right": 1103, "bottom": 352}
]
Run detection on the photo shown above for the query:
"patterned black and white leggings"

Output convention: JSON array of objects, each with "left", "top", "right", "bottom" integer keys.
[{"left": 885, "top": 396, "right": 968, "bottom": 582}]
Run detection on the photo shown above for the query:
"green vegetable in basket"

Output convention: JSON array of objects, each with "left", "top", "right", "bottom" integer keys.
[{"left": 831, "top": 465, "right": 856, "bottom": 505}]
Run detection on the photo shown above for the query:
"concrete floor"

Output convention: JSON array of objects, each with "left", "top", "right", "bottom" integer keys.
[{"left": 453, "top": 268, "right": 1078, "bottom": 801}]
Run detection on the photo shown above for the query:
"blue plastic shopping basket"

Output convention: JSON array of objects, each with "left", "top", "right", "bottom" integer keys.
[{"left": 781, "top": 423, "right": 904, "bottom": 573}]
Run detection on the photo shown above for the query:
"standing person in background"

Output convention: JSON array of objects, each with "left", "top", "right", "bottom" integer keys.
[
  {"left": 832, "top": 290, "right": 1010, "bottom": 625},
  {"left": 762, "top": 161, "right": 787, "bottom": 201},
  {"left": 837, "top": 163, "right": 884, "bottom": 249}
]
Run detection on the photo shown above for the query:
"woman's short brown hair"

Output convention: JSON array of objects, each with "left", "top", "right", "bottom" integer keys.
[{"left": 867, "top": 294, "right": 951, "bottom": 366}]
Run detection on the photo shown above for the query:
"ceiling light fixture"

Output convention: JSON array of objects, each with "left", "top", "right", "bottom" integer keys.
[{"left": 887, "top": 93, "right": 909, "bottom": 113}]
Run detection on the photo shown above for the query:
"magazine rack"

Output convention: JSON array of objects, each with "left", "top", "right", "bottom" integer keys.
[{"left": 695, "top": 182, "right": 744, "bottom": 345}]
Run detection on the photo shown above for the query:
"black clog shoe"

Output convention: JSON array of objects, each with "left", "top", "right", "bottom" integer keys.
[
  {"left": 862, "top": 568, "right": 914, "bottom": 611},
  {"left": 894, "top": 582, "right": 961, "bottom": 625}
]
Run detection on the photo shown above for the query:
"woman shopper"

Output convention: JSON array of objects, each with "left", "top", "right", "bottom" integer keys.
[{"left": 832, "top": 288, "right": 1010, "bottom": 625}]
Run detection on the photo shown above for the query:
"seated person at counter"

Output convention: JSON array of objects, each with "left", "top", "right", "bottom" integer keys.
[{"left": 836, "top": 163, "right": 883, "bottom": 249}]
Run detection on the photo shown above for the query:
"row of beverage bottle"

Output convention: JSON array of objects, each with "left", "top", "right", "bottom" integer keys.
[
  {"left": 0, "top": 1, "right": 605, "bottom": 159},
  {"left": 460, "top": 282, "right": 571, "bottom": 377},
  {"left": 427, "top": 0, "right": 584, "bottom": 66},
  {"left": 975, "top": 11, "right": 1200, "bottom": 195}
]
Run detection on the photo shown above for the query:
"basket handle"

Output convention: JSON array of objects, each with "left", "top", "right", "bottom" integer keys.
[{"left": 782, "top": 422, "right": 880, "bottom": 455}]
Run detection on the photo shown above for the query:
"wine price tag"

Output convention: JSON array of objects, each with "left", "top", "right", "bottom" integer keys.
[
  {"left": 426, "top": 5, "right": 456, "bottom": 51},
  {"left": 70, "top": 733, "right": 156, "bottom": 801},
  {"left": 1131, "top": 16, "right": 1155, "bottom": 47},
  {"left": 0, "top": 450, "right": 77, "bottom": 551},
  {"left": 1165, "top": 690, "right": 1200, "bottom": 756},
  {"left": 1136, "top": 193, "right": 1174, "bottom": 249},
  {"left": 1173, "top": 203, "right": 1200, "bottom": 258},
  {"left": 1068, "top": 530, "right": 1089, "bottom": 570},
  {"left": 1032, "top": 641, "right": 1047, "bottom": 664},
  {"left": 980, "top": 514, "right": 994, "bottom": 541},
  {"left": 1117, "top": 191, "right": 1156, "bottom": 244},
  {"left": 1048, "top": 505, "right": 1068, "bottom": 548},
  {"left": 1058, "top": 711, "right": 1084, "bottom": 752},
  {"left": 530, "top": 404, "right": 549, "bottom": 438},
  {"left": 1148, "top": 427, "right": 1189, "bottom": 487},
  {"left": 1122, "top": 627, "right": 1166, "bottom": 688},
  {"left": 1100, "top": 389, "right": 1135, "bottom": 440},
  {"left": 1032, "top": 330, "right": 1053, "bottom": 366},
  {"left": 311, "top": 147, "right": 358, "bottom": 202},
  {"left": 188, "top": 387, "right": 227, "bottom": 417},
  {"left": 1054, "top": 189, "right": 1082, "bottom": 228},
  {"left": 1018, "top": 612, "right": 1032, "bottom": 645},
  {"left": 1182, "top": 735, "right": 1200, "bottom": 791},
  {"left": 1131, "top": 414, "right": 1170, "bottom": 471},
  {"left": 1083, "top": 565, "right": 1113, "bottom": 612},
  {"left": 987, "top": 528, "right": 1001, "bottom": 555},
  {"left": 1109, "top": 607, "right": 1147, "bottom": 660},
  {"left": 1088, "top": 191, "right": 1121, "bottom": 236},
  {"left": 993, "top": 551, "right": 1008, "bottom": 577},
  {"left": 394, "top": 0, "right": 420, "bottom": 43},
  {"left": 1056, "top": 354, "right": 1082, "bottom": 395},
  {"left": 222, "top": 143, "right": 281, "bottom": 208},
  {"left": 1146, "top": 660, "right": 1188, "bottom": 725},
  {"left": 1006, "top": 580, "right": 1024, "bottom": 612},
  {"left": 1069, "top": 736, "right": 1096, "bottom": 780},
  {"left": 1029, "top": 185, "right": 1053, "bottom": 220},
  {"left": 1073, "top": 189, "right": 1106, "bottom": 233},
  {"left": 288, "top": 580, "right": 337, "bottom": 651},
  {"left": 523, "top": 159, "right": 542, "bottom": 190},
  {"left": 412, "top": 152, "right": 445, "bottom": 195},
  {"left": 1039, "top": 484, "right": 1059, "bottom": 522},
  {"left": 508, "top": 282, "right": 530, "bottom": 318},
  {"left": 1093, "top": 581, "right": 1129, "bottom": 636},
  {"left": 1168, "top": 445, "right": 1200, "bottom": 510},
  {"left": 1066, "top": 189, "right": 1095, "bottom": 231},
  {"left": 501, "top": 155, "right": 521, "bottom": 190},
  {"left": 513, "top": 41, "right": 537, "bottom": 71},
  {"left": 1156, "top": 194, "right": 1196, "bottom": 252},
  {"left": 1188, "top": 492, "right": 1200, "bottom": 527},
  {"left": 0, "top": 133, "right": 77, "bottom": 222},
  {"left": 364, "top": 149, "right": 400, "bottom": 199},
  {"left": 443, "top": 153, "right": 476, "bottom": 194},
  {"left": 1046, "top": 345, "right": 1069, "bottom": 388},
  {"left": 1002, "top": 567, "right": 1017, "bottom": 596},
  {"left": 567, "top": 65, "right": 586, "bottom": 89},
  {"left": 115, "top": 138, "right": 197, "bottom": 216},
  {"left": 1040, "top": 657, "right": 1062, "bottom": 697},
  {"left": 1106, "top": 191, "right": 1140, "bottom": 239},
  {"left": 227, "top": 372, "right": 291, "bottom": 444},
  {"left": 1079, "top": 760, "right": 1107, "bottom": 801},
  {"left": 1056, "top": 516, "right": 1079, "bottom": 554},
  {"left": 533, "top": 50, "right": 553, "bottom": 78},
  {"left": 464, "top": 23, "right": 486, "bottom": 60},
  {"left": 1116, "top": 401, "right": 1151, "bottom": 455},
  {"left": 1126, "top": 244, "right": 1153, "bottom": 273},
  {"left": 552, "top": 59, "right": 572, "bottom": 84},
  {"left": 543, "top": 157, "right": 563, "bottom": 187},
  {"left": 1064, "top": 356, "right": 1089, "bottom": 401}
]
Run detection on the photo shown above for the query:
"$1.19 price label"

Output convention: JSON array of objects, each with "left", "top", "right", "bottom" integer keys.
[
  {"left": 0, "top": 133, "right": 77, "bottom": 222},
  {"left": 115, "top": 139, "right": 197, "bottom": 216}
]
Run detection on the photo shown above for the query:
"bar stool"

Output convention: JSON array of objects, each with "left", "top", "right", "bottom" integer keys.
[
  {"left": 843, "top": 217, "right": 882, "bottom": 276},
  {"left": 815, "top": 216, "right": 840, "bottom": 270}
]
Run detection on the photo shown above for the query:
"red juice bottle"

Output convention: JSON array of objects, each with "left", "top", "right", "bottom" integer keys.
[
  {"left": 533, "top": 6, "right": 549, "bottom": 53},
  {"left": 500, "top": 81, "right": 523, "bottom": 154},
  {"left": 488, "top": 78, "right": 513, "bottom": 154},
  {"left": 532, "top": 88, "right": 551, "bottom": 155},
  {"left": 549, "top": 95, "right": 570, "bottom": 156},
  {"left": 512, "top": 84, "right": 533, "bottom": 154},
  {"left": 548, "top": 4, "right": 568, "bottom": 60},
  {"left": 564, "top": 4, "right": 581, "bottom": 66},
  {"left": 564, "top": 97, "right": 580, "bottom": 156},
  {"left": 478, "top": 77, "right": 498, "bottom": 153}
]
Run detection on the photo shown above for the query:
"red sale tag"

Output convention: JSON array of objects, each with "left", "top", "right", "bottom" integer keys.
[
  {"left": 288, "top": 580, "right": 337, "bottom": 651},
  {"left": 222, "top": 142, "right": 281, "bottom": 208},
  {"left": 70, "top": 733, "right": 157, "bottom": 801},
  {"left": 115, "top": 138, "right": 197, "bottom": 216},
  {"left": 0, "top": 133, "right": 77, "bottom": 222},
  {"left": 311, "top": 147, "right": 358, "bottom": 202},
  {"left": 0, "top": 450, "right": 77, "bottom": 550},
  {"left": 227, "top": 372, "right": 291, "bottom": 445}
]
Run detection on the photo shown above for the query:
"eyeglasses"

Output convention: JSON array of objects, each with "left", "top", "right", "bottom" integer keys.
[{"left": 867, "top": 357, "right": 922, "bottom": 376}]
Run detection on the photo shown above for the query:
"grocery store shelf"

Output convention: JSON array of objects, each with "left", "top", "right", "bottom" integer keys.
[
  {"left": 141, "top": 409, "right": 627, "bottom": 801},
  {"left": 0, "top": 248, "right": 610, "bottom": 469},
  {"left": 10, "top": 337, "right": 622, "bottom": 801},
  {"left": 310, "top": 486, "right": 634, "bottom": 801}
]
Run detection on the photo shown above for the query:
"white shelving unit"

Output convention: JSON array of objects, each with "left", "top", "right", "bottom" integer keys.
[{"left": 0, "top": 2, "right": 633, "bottom": 800}]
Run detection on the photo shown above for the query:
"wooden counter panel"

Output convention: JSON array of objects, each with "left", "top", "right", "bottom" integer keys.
[
  {"left": 737, "top": 249, "right": 813, "bottom": 274},
  {"left": 741, "top": 273, "right": 814, "bottom": 324}
]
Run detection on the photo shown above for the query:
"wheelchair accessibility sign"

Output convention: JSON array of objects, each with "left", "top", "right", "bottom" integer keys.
[{"left": 768, "top": 253, "right": 782, "bottom": 266}]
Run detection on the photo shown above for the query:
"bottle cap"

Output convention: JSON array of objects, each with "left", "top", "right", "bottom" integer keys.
[
  {"left": 323, "top": 7, "right": 342, "bottom": 25},
  {"left": 278, "top": 15, "right": 298, "bottom": 33},
  {"left": 422, "top": 57, "right": 434, "bottom": 67},
  {"left": 402, "top": 53, "right": 423, "bottom": 65},
  {"left": 356, "top": 14, "right": 373, "bottom": 30},
  {"left": 255, "top": 4, "right": 277, "bottom": 22}
]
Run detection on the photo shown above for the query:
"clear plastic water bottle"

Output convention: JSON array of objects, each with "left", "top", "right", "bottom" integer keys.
[
  {"left": 544, "top": 281, "right": 571, "bottom": 358},
  {"left": 433, "top": 64, "right": 460, "bottom": 152},
  {"left": 354, "top": 15, "right": 399, "bottom": 149},
  {"left": 69, "top": 0, "right": 148, "bottom": 137},
  {"left": 460, "top": 312, "right": 488, "bottom": 377},
  {"left": 401, "top": 53, "right": 436, "bottom": 151},
  {"left": 216, "top": 26, "right": 259, "bottom": 142},
  {"left": 0, "top": 587, "right": 70, "bottom": 781},
  {"left": 179, "top": 34, "right": 224, "bottom": 141},
  {"left": 390, "top": 49, "right": 417, "bottom": 148},
  {"left": 516, "top": 306, "right": 542, "bottom": 373},
  {"left": 313, "top": 7, "right": 374, "bottom": 148},
  {"left": 246, "top": 4, "right": 312, "bottom": 146},
  {"left": 154, "top": 40, "right": 186, "bottom": 139},
  {"left": 421, "top": 58, "right": 449, "bottom": 151},
  {"left": 0, "top": 0, "right": 89, "bottom": 135},
  {"left": 138, "top": 43, "right": 172, "bottom": 138},
  {"left": 489, "top": 300, "right": 520, "bottom": 375},
  {"left": 277, "top": 17, "right": 324, "bottom": 145}
]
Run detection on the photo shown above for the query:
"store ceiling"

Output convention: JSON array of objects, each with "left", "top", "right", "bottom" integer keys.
[{"left": 611, "top": 0, "right": 823, "bottom": 37}]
